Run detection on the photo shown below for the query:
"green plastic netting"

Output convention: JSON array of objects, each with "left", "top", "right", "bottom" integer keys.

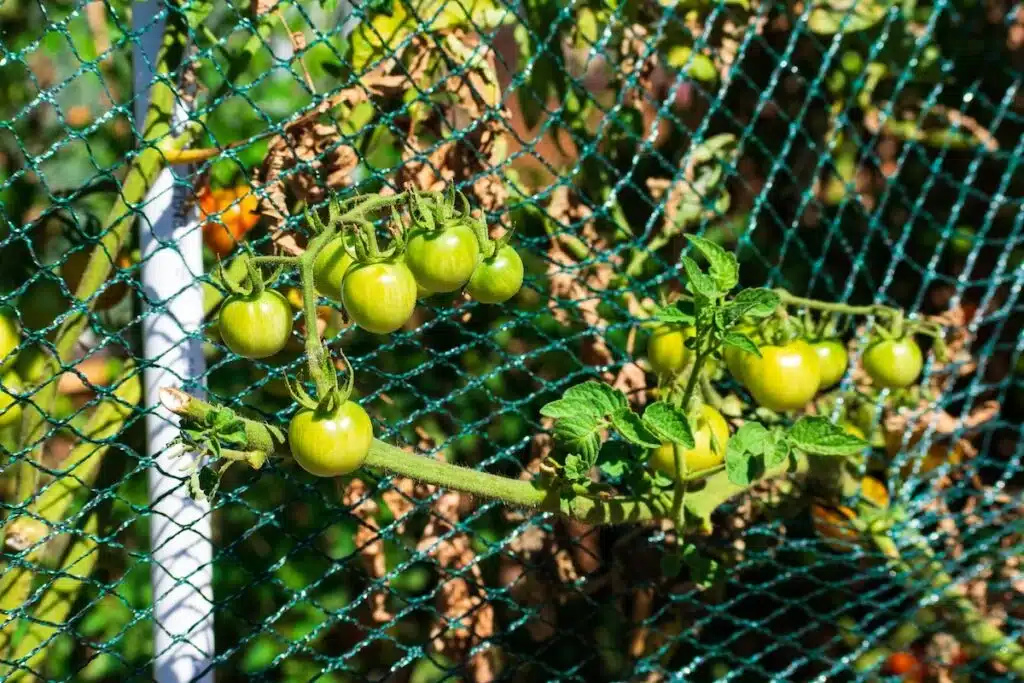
[{"left": 0, "top": 0, "right": 1022, "bottom": 680}]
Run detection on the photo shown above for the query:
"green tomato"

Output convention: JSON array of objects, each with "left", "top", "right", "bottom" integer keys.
[
  {"left": 342, "top": 260, "right": 418, "bottom": 334},
  {"left": 649, "top": 405, "right": 729, "bottom": 478},
  {"left": 465, "top": 245, "right": 524, "bottom": 304},
  {"left": 862, "top": 336, "right": 923, "bottom": 389},
  {"left": 0, "top": 313, "right": 19, "bottom": 371},
  {"left": 0, "top": 371, "right": 22, "bottom": 429},
  {"left": 812, "top": 339, "right": 848, "bottom": 389},
  {"left": 405, "top": 223, "right": 480, "bottom": 294},
  {"left": 313, "top": 239, "right": 354, "bottom": 297},
  {"left": 647, "top": 324, "right": 693, "bottom": 376},
  {"left": 218, "top": 290, "right": 293, "bottom": 359},
  {"left": 742, "top": 340, "right": 822, "bottom": 412},
  {"left": 288, "top": 401, "right": 373, "bottom": 477}
]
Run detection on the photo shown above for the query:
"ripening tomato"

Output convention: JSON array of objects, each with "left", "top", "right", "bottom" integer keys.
[
  {"left": 884, "top": 651, "right": 923, "bottom": 681},
  {"left": 0, "top": 313, "right": 19, "bottom": 371},
  {"left": 812, "top": 339, "right": 848, "bottom": 390},
  {"left": 0, "top": 371, "right": 22, "bottom": 428},
  {"left": 313, "top": 239, "right": 354, "bottom": 297},
  {"left": 342, "top": 260, "right": 418, "bottom": 334},
  {"left": 863, "top": 336, "right": 923, "bottom": 389},
  {"left": 649, "top": 404, "right": 730, "bottom": 478},
  {"left": 647, "top": 324, "right": 694, "bottom": 376},
  {"left": 465, "top": 245, "right": 524, "bottom": 304},
  {"left": 405, "top": 223, "right": 480, "bottom": 294},
  {"left": 218, "top": 290, "right": 293, "bottom": 359},
  {"left": 288, "top": 401, "right": 374, "bottom": 476},
  {"left": 199, "top": 185, "right": 260, "bottom": 257},
  {"left": 60, "top": 249, "right": 133, "bottom": 311},
  {"left": 741, "top": 340, "right": 822, "bottom": 412}
]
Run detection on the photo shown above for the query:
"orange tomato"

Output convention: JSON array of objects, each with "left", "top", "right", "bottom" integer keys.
[
  {"left": 884, "top": 651, "right": 923, "bottom": 681},
  {"left": 199, "top": 185, "right": 260, "bottom": 257},
  {"left": 60, "top": 250, "right": 133, "bottom": 311}
]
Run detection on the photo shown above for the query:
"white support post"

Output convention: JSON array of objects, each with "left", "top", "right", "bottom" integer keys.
[{"left": 134, "top": 2, "right": 214, "bottom": 682}]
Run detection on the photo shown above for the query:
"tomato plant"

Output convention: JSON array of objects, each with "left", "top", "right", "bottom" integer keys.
[
  {"left": 342, "top": 260, "right": 418, "bottom": 334},
  {"left": 218, "top": 290, "right": 293, "bottom": 359},
  {"left": 405, "top": 223, "right": 480, "bottom": 294},
  {"left": 60, "top": 249, "right": 133, "bottom": 311},
  {"left": 741, "top": 340, "right": 822, "bottom": 412},
  {"left": 649, "top": 404, "right": 729, "bottom": 478},
  {"left": 647, "top": 324, "right": 694, "bottom": 376},
  {"left": 288, "top": 401, "right": 374, "bottom": 477},
  {"left": 811, "top": 339, "right": 848, "bottom": 389},
  {"left": 863, "top": 336, "right": 923, "bottom": 389},
  {"left": 465, "top": 244, "right": 524, "bottom": 304},
  {"left": 0, "top": 371, "right": 22, "bottom": 428},
  {"left": 313, "top": 238, "right": 354, "bottom": 297}
]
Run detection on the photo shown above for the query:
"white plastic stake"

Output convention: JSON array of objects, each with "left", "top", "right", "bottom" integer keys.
[{"left": 134, "top": 3, "right": 214, "bottom": 681}]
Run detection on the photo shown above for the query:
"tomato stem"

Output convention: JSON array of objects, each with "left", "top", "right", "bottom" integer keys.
[{"left": 774, "top": 289, "right": 896, "bottom": 319}]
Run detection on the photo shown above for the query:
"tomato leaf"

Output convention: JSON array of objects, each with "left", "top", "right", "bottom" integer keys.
[
  {"left": 653, "top": 302, "right": 695, "bottom": 325},
  {"left": 727, "top": 288, "right": 780, "bottom": 320},
  {"left": 611, "top": 408, "right": 661, "bottom": 448},
  {"left": 540, "top": 397, "right": 602, "bottom": 420},
  {"left": 765, "top": 427, "right": 791, "bottom": 467},
  {"left": 563, "top": 380, "right": 627, "bottom": 416},
  {"left": 642, "top": 401, "right": 695, "bottom": 448},
  {"left": 563, "top": 454, "right": 591, "bottom": 482},
  {"left": 789, "top": 416, "right": 869, "bottom": 456},
  {"left": 682, "top": 544, "right": 721, "bottom": 589},
  {"left": 596, "top": 441, "right": 632, "bottom": 481},
  {"left": 554, "top": 416, "right": 603, "bottom": 463},
  {"left": 722, "top": 332, "right": 761, "bottom": 357},
  {"left": 686, "top": 235, "right": 738, "bottom": 294},
  {"left": 725, "top": 422, "right": 769, "bottom": 486},
  {"left": 681, "top": 256, "right": 719, "bottom": 299}
]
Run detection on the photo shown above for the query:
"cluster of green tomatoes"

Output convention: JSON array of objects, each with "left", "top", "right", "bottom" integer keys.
[
  {"left": 644, "top": 320, "right": 925, "bottom": 481},
  {"left": 211, "top": 192, "right": 524, "bottom": 479}
]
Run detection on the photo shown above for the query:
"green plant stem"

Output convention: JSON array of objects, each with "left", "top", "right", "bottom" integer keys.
[
  {"left": 163, "top": 390, "right": 809, "bottom": 528},
  {"left": 873, "top": 531, "right": 1024, "bottom": 676},
  {"left": 774, "top": 289, "right": 893, "bottom": 318}
]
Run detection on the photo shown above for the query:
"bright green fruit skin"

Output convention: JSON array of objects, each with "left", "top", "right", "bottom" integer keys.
[
  {"left": 218, "top": 290, "right": 293, "bottom": 359},
  {"left": 313, "top": 239, "right": 354, "bottom": 297},
  {"left": 649, "top": 405, "right": 730, "bottom": 478},
  {"left": 647, "top": 325, "right": 694, "bottom": 376},
  {"left": 862, "top": 337, "right": 923, "bottom": 389},
  {"left": 405, "top": 224, "right": 480, "bottom": 293},
  {"left": 288, "top": 401, "right": 373, "bottom": 477},
  {"left": 742, "top": 340, "right": 822, "bottom": 412},
  {"left": 812, "top": 339, "right": 848, "bottom": 390},
  {"left": 342, "top": 260, "right": 418, "bottom": 334},
  {"left": 465, "top": 245, "right": 524, "bottom": 304},
  {"left": 0, "top": 313, "right": 19, "bottom": 371},
  {"left": 0, "top": 371, "right": 22, "bottom": 428}
]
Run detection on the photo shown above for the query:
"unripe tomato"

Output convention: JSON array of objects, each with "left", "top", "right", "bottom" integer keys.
[
  {"left": 313, "top": 239, "right": 354, "bottom": 297},
  {"left": 647, "top": 324, "right": 694, "bottom": 376},
  {"left": 60, "top": 249, "right": 133, "bottom": 311},
  {"left": 0, "top": 371, "right": 22, "bottom": 428},
  {"left": 405, "top": 223, "right": 480, "bottom": 293},
  {"left": 811, "top": 339, "right": 848, "bottom": 389},
  {"left": 342, "top": 260, "right": 418, "bottom": 334},
  {"left": 288, "top": 401, "right": 373, "bottom": 477},
  {"left": 741, "top": 340, "right": 821, "bottom": 412},
  {"left": 862, "top": 336, "right": 923, "bottom": 389},
  {"left": 649, "top": 404, "right": 730, "bottom": 478},
  {"left": 465, "top": 245, "right": 524, "bottom": 304},
  {"left": 0, "top": 313, "right": 19, "bottom": 371},
  {"left": 218, "top": 290, "right": 293, "bottom": 359}
]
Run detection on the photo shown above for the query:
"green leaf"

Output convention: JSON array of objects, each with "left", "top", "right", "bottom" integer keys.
[
  {"left": 807, "top": 0, "right": 887, "bottom": 35},
  {"left": 727, "top": 288, "right": 780, "bottom": 320},
  {"left": 653, "top": 303, "right": 695, "bottom": 325},
  {"left": 724, "top": 422, "right": 769, "bottom": 486},
  {"left": 563, "top": 454, "right": 591, "bottom": 482},
  {"left": 564, "top": 380, "right": 626, "bottom": 416},
  {"left": 611, "top": 409, "right": 662, "bottom": 448},
  {"left": 681, "top": 256, "right": 719, "bottom": 299},
  {"left": 686, "top": 235, "right": 738, "bottom": 294},
  {"left": 722, "top": 332, "right": 760, "bottom": 357},
  {"left": 554, "top": 415, "right": 603, "bottom": 463},
  {"left": 765, "top": 427, "right": 791, "bottom": 467},
  {"left": 681, "top": 544, "right": 721, "bottom": 589},
  {"left": 642, "top": 401, "right": 695, "bottom": 448},
  {"left": 596, "top": 441, "right": 632, "bottom": 480},
  {"left": 540, "top": 398, "right": 601, "bottom": 420},
  {"left": 789, "top": 417, "right": 869, "bottom": 456}
]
